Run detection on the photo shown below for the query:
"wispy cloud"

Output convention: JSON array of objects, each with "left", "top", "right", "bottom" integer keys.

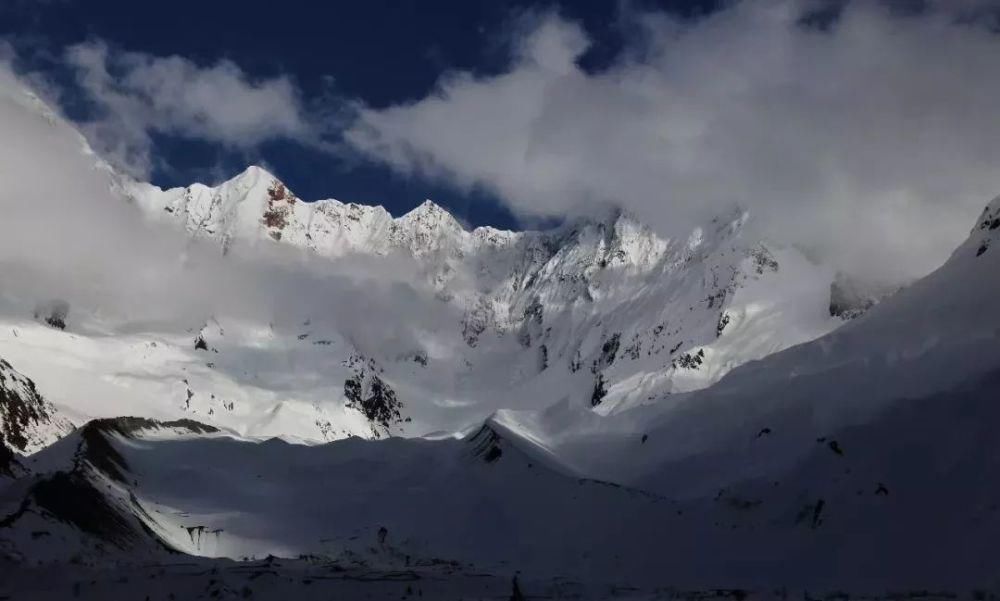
[
  {"left": 345, "top": 1, "right": 1000, "bottom": 283},
  {"left": 63, "top": 41, "right": 316, "bottom": 178}
]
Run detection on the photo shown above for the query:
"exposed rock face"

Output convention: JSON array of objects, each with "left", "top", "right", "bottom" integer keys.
[
  {"left": 0, "top": 438, "right": 19, "bottom": 477},
  {"left": 468, "top": 424, "right": 504, "bottom": 463},
  {"left": 967, "top": 194, "right": 1000, "bottom": 257},
  {"left": 32, "top": 299, "right": 69, "bottom": 330},
  {"left": 829, "top": 273, "right": 899, "bottom": 321},
  {"left": 343, "top": 355, "right": 405, "bottom": 438},
  {"left": 830, "top": 281, "right": 877, "bottom": 320},
  {"left": 590, "top": 373, "right": 608, "bottom": 407},
  {"left": 261, "top": 180, "right": 297, "bottom": 240},
  {"left": 0, "top": 358, "right": 71, "bottom": 456}
]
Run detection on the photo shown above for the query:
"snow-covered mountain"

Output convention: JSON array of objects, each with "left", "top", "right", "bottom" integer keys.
[
  {"left": 82, "top": 164, "right": 840, "bottom": 438},
  {"left": 0, "top": 69, "right": 847, "bottom": 448},
  {"left": 10, "top": 62, "right": 1000, "bottom": 597},
  {"left": 0, "top": 167, "right": 843, "bottom": 446},
  {"left": 5, "top": 186, "right": 1000, "bottom": 595}
]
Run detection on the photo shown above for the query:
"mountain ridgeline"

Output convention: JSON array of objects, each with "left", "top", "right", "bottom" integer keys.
[{"left": 114, "top": 166, "right": 845, "bottom": 438}]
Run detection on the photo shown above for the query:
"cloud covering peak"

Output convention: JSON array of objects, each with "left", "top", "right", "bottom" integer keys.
[{"left": 345, "top": 1, "right": 1000, "bottom": 283}]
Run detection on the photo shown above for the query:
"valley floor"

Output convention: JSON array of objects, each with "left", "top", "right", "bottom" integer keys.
[{"left": 0, "top": 557, "right": 986, "bottom": 601}]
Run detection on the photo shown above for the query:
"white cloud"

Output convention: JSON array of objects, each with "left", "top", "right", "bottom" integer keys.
[
  {"left": 345, "top": 1, "right": 1000, "bottom": 283},
  {"left": 64, "top": 41, "right": 314, "bottom": 178},
  {"left": 0, "top": 57, "right": 459, "bottom": 359}
]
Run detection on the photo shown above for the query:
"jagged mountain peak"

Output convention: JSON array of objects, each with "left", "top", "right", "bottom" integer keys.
[
  {"left": 133, "top": 165, "right": 684, "bottom": 271},
  {"left": 137, "top": 165, "right": 761, "bottom": 276},
  {"left": 184, "top": 164, "right": 278, "bottom": 194},
  {"left": 962, "top": 193, "right": 1000, "bottom": 258},
  {"left": 393, "top": 199, "right": 467, "bottom": 254},
  {"left": 401, "top": 198, "right": 455, "bottom": 222},
  {"left": 236, "top": 164, "right": 275, "bottom": 181},
  {"left": 214, "top": 165, "right": 295, "bottom": 206}
]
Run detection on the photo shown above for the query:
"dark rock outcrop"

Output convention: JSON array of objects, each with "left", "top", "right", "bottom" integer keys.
[
  {"left": 343, "top": 355, "right": 404, "bottom": 438},
  {"left": 0, "top": 358, "right": 68, "bottom": 455}
]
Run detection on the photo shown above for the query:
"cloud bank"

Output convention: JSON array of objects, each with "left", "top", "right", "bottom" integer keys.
[
  {"left": 0, "top": 59, "right": 456, "bottom": 358},
  {"left": 63, "top": 41, "right": 315, "bottom": 179},
  {"left": 345, "top": 1, "right": 1000, "bottom": 282}
]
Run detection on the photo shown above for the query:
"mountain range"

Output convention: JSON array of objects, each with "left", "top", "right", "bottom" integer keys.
[{"left": 2, "top": 61, "right": 997, "bottom": 599}]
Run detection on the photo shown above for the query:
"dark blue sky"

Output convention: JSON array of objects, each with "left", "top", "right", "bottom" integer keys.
[{"left": 1, "top": 0, "right": 720, "bottom": 228}]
